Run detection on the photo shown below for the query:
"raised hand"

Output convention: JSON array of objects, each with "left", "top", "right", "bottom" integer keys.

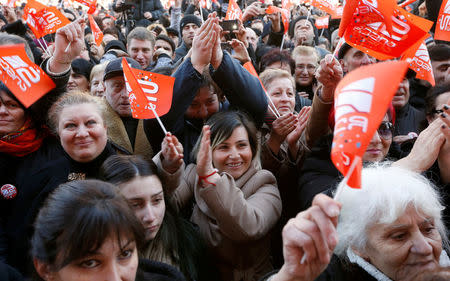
[
  {"left": 191, "top": 14, "right": 217, "bottom": 73},
  {"left": 196, "top": 126, "right": 218, "bottom": 187},
  {"left": 50, "top": 17, "right": 86, "bottom": 73},
  {"left": 230, "top": 39, "right": 250, "bottom": 64},
  {"left": 267, "top": 113, "right": 297, "bottom": 156},
  {"left": 315, "top": 54, "right": 343, "bottom": 102},
  {"left": 210, "top": 13, "right": 224, "bottom": 70},
  {"left": 271, "top": 194, "right": 341, "bottom": 281},
  {"left": 242, "top": 2, "right": 265, "bottom": 22},
  {"left": 286, "top": 106, "right": 311, "bottom": 158},
  {"left": 161, "top": 133, "right": 184, "bottom": 174}
]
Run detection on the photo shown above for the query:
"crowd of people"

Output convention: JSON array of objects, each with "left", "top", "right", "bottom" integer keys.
[{"left": 0, "top": 0, "right": 449, "bottom": 280}]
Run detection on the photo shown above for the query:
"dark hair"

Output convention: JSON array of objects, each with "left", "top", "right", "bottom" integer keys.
[
  {"left": 103, "top": 27, "right": 120, "bottom": 37},
  {"left": 100, "top": 155, "right": 210, "bottom": 281},
  {"left": 155, "top": 34, "right": 176, "bottom": 53},
  {"left": 425, "top": 83, "right": 450, "bottom": 116},
  {"left": 192, "top": 111, "right": 259, "bottom": 162},
  {"left": 429, "top": 44, "right": 450, "bottom": 62},
  {"left": 260, "top": 48, "right": 296, "bottom": 75},
  {"left": 31, "top": 180, "right": 144, "bottom": 271}
]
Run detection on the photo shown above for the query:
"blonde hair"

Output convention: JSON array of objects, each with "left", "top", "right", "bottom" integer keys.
[
  {"left": 259, "top": 69, "right": 295, "bottom": 90},
  {"left": 147, "top": 23, "right": 167, "bottom": 36},
  {"left": 48, "top": 91, "right": 106, "bottom": 134},
  {"left": 90, "top": 62, "right": 108, "bottom": 82},
  {"left": 292, "top": 45, "right": 319, "bottom": 64}
]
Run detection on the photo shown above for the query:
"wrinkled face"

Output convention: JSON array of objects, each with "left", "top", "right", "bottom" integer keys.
[
  {"left": 105, "top": 76, "right": 131, "bottom": 117},
  {"left": 431, "top": 59, "right": 450, "bottom": 86},
  {"left": 90, "top": 73, "right": 105, "bottom": 97},
  {"left": 185, "top": 86, "right": 219, "bottom": 120},
  {"left": 154, "top": 39, "right": 174, "bottom": 57},
  {"left": 120, "top": 176, "right": 165, "bottom": 242},
  {"left": 266, "top": 61, "right": 292, "bottom": 75},
  {"left": 246, "top": 28, "right": 258, "bottom": 51},
  {"left": 295, "top": 55, "right": 317, "bottom": 87},
  {"left": 294, "top": 19, "right": 315, "bottom": 46},
  {"left": 127, "top": 39, "right": 153, "bottom": 69},
  {"left": 341, "top": 48, "right": 376, "bottom": 73},
  {"left": 212, "top": 126, "right": 253, "bottom": 180},
  {"left": 363, "top": 114, "right": 392, "bottom": 162},
  {"left": 102, "top": 17, "right": 115, "bottom": 30},
  {"left": 392, "top": 78, "right": 410, "bottom": 110},
  {"left": 266, "top": 77, "right": 296, "bottom": 117},
  {"left": 0, "top": 91, "right": 26, "bottom": 136},
  {"left": 359, "top": 206, "right": 442, "bottom": 280},
  {"left": 58, "top": 103, "right": 107, "bottom": 163},
  {"left": 250, "top": 18, "right": 264, "bottom": 33},
  {"left": 67, "top": 71, "right": 90, "bottom": 92},
  {"left": 182, "top": 23, "right": 198, "bottom": 47},
  {"left": 48, "top": 236, "right": 138, "bottom": 281},
  {"left": 428, "top": 92, "right": 450, "bottom": 123}
]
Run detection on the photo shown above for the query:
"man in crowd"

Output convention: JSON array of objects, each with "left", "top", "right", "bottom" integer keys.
[
  {"left": 126, "top": 27, "right": 155, "bottom": 71},
  {"left": 430, "top": 44, "right": 450, "bottom": 86},
  {"left": 174, "top": 14, "right": 202, "bottom": 62}
]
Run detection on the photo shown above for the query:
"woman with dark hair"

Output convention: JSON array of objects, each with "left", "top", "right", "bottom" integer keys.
[
  {"left": 100, "top": 155, "right": 218, "bottom": 281},
  {"left": 32, "top": 180, "right": 186, "bottom": 281},
  {"left": 154, "top": 110, "right": 282, "bottom": 281}
]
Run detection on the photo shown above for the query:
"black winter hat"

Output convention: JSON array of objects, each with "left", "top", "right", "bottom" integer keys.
[
  {"left": 104, "top": 57, "right": 141, "bottom": 81},
  {"left": 71, "top": 58, "right": 94, "bottom": 81},
  {"left": 179, "top": 14, "right": 202, "bottom": 31},
  {"left": 104, "top": 40, "right": 127, "bottom": 53}
]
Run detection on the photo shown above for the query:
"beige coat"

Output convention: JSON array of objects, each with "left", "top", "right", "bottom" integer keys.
[
  {"left": 103, "top": 99, "right": 153, "bottom": 159},
  {"left": 154, "top": 154, "right": 282, "bottom": 281}
]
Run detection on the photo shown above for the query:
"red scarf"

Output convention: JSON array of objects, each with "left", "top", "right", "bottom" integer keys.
[{"left": 0, "top": 119, "right": 46, "bottom": 157}]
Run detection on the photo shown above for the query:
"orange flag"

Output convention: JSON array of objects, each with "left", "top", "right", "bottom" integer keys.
[
  {"left": 282, "top": 0, "right": 292, "bottom": 11},
  {"left": 23, "top": 0, "right": 47, "bottom": 38},
  {"left": 25, "top": 5, "right": 70, "bottom": 38},
  {"left": 266, "top": 6, "right": 290, "bottom": 34},
  {"left": 74, "top": 0, "right": 97, "bottom": 14},
  {"left": 315, "top": 15, "right": 329, "bottom": 29},
  {"left": 401, "top": 41, "right": 435, "bottom": 86},
  {"left": 0, "top": 44, "right": 55, "bottom": 108},
  {"left": 225, "top": 0, "right": 243, "bottom": 21},
  {"left": 122, "top": 58, "right": 175, "bottom": 119},
  {"left": 343, "top": 7, "right": 433, "bottom": 60},
  {"left": 338, "top": 0, "right": 396, "bottom": 37},
  {"left": 331, "top": 61, "right": 409, "bottom": 188},
  {"left": 311, "top": 0, "right": 338, "bottom": 17},
  {"left": 435, "top": 0, "right": 450, "bottom": 42},
  {"left": 331, "top": 5, "right": 343, "bottom": 19},
  {"left": 89, "top": 14, "right": 103, "bottom": 46}
]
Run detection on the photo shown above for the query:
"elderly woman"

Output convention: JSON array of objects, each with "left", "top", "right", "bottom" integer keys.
[{"left": 268, "top": 165, "right": 450, "bottom": 281}]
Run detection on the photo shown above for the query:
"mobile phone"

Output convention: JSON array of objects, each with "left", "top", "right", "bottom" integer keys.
[{"left": 220, "top": 20, "right": 239, "bottom": 40}]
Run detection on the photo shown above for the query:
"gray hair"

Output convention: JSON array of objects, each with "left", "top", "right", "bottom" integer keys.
[{"left": 334, "top": 163, "right": 448, "bottom": 257}]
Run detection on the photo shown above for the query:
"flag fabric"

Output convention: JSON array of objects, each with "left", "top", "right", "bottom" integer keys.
[
  {"left": 401, "top": 41, "right": 435, "bottom": 86},
  {"left": 122, "top": 58, "right": 175, "bottom": 119},
  {"left": 88, "top": 14, "right": 103, "bottom": 46},
  {"left": 23, "top": 0, "right": 47, "bottom": 38},
  {"left": 338, "top": 0, "right": 397, "bottom": 38},
  {"left": 73, "top": 0, "right": 97, "bottom": 14},
  {"left": 7, "top": 0, "right": 18, "bottom": 7},
  {"left": 315, "top": 15, "right": 330, "bottom": 29},
  {"left": 331, "top": 5, "right": 343, "bottom": 19},
  {"left": 225, "top": 0, "right": 243, "bottom": 21},
  {"left": 23, "top": 2, "right": 70, "bottom": 39},
  {"left": 342, "top": 6, "right": 433, "bottom": 60},
  {"left": 331, "top": 61, "right": 409, "bottom": 188},
  {"left": 311, "top": 0, "right": 338, "bottom": 17},
  {"left": 0, "top": 44, "right": 55, "bottom": 108},
  {"left": 266, "top": 6, "right": 290, "bottom": 34},
  {"left": 435, "top": 0, "right": 450, "bottom": 42},
  {"left": 282, "top": 0, "right": 291, "bottom": 11}
]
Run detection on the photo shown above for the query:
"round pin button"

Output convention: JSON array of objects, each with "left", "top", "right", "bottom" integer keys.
[{"left": 1, "top": 184, "right": 17, "bottom": 199}]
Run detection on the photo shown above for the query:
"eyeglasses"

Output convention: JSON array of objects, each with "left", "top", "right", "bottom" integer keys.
[
  {"left": 377, "top": 122, "right": 394, "bottom": 140},
  {"left": 296, "top": 64, "right": 317, "bottom": 72}
]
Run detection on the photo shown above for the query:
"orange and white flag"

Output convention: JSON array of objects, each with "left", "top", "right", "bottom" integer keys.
[
  {"left": 331, "top": 61, "right": 409, "bottom": 188},
  {"left": 225, "top": 0, "right": 243, "bottom": 21},
  {"left": 74, "top": 0, "right": 97, "bottom": 14},
  {"left": 311, "top": 0, "right": 338, "bottom": 17},
  {"left": 122, "top": 58, "right": 175, "bottom": 119},
  {"left": 401, "top": 41, "right": 435, "bottom": 86},
  {"left": 315, "top": 15, "right": 329, "bottom": 29},
  {"left": 342, "top": 6, "right": 433, "bottom": 60},
  {"left": 435, "top": 0, "right": 450, "bottom": 42},
  {"left": 266, "top": 6, "right": 290, "bottom": 34},
  {"left": 88, "top": 14, "right": 103, "bottom": 46},
  {"left": 0, "top": 44, "right": 55, "bottom": 108}
]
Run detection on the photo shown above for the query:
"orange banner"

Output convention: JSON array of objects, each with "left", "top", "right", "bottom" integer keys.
[
  {"left": 225, "top": 0, "right": 243, "bottom": 21},
  {"left": 435, "top": 0, "right": 450, "bottom": 42},
  {"left": 23, "top": 0, "right": 47, "bottom": 38},
  {"left": 122, "top": 58, "right": 175, "bottom": 119},
  {"left": 315, "top": 15, "right": 329, "bottom": 29},
  {"left": 74, "top": 0, "right": 97, "bottom": 14},
  {"left": 331, "top": 61, "right": 409, "bottom": 188},
  {"left": 89, "top": 14, "right": 103, "bottom": 46},
  {"left": 311, "top": 0, "right": 337, "bottom": 17},
  {"left": 0, "top": 44, "right": 55, "bottom": 108},
  {"left": 343, "top": 7, "right": 433, "bottom": 60},
  {"left": 401, "top": 41, "right": 435, "bottom": 86},
  {"left": 266, "top": 6, "right": 290, "bottom": 34}
]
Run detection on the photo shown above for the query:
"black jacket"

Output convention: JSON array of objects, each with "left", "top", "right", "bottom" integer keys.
[{"left": 137, "top": 258, "right": 186, "bottom": 281}]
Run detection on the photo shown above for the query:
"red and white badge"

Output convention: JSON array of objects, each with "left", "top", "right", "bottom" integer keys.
[{"left": 1, "top": 184, "right": 17, "bottom": 199}]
